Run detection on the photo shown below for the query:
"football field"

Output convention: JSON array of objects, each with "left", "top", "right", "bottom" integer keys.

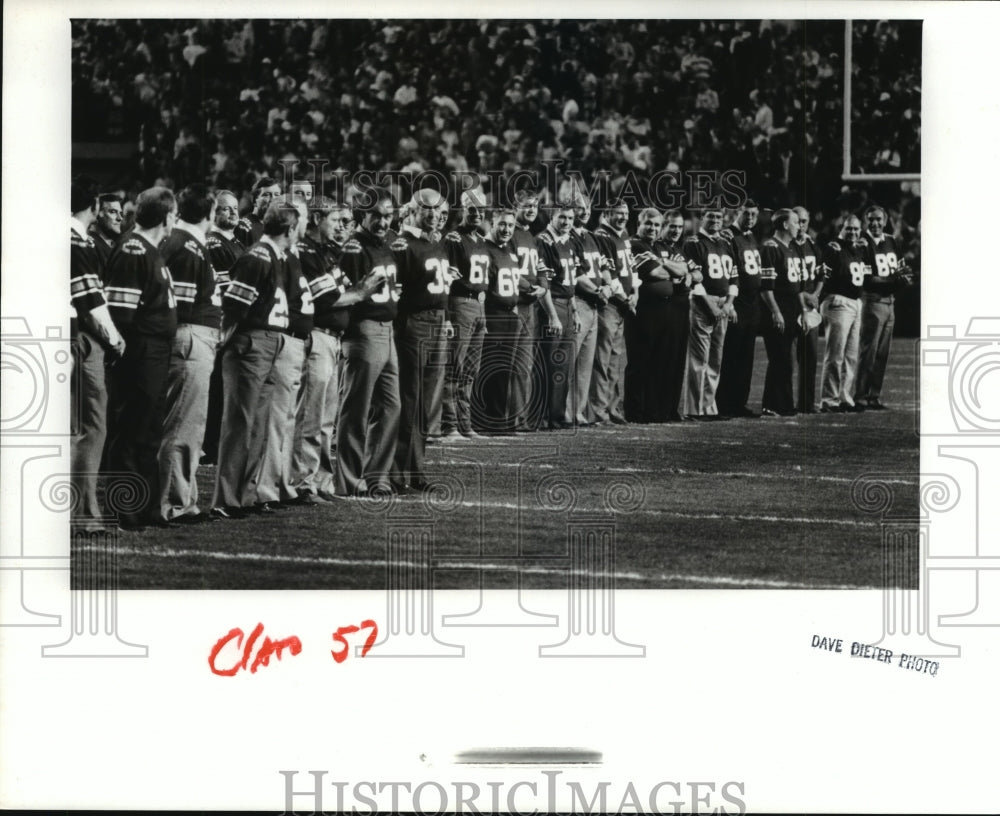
[{"left": 87, "top": 337, "right": 920, "bottom": 591}]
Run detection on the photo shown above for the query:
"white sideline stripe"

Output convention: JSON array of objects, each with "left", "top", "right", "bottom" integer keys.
[
  {"left": 600, "top": 468, "right": 917, "bottom": 485},
  {"left": 74, "top": 544, "right": 869, "bottom": 589},
  {"left": 428, "top": 463, "right": 916, "bottom": 487},
  {"left": 448, "top": 500, "right": 873, "bottom": 527}
]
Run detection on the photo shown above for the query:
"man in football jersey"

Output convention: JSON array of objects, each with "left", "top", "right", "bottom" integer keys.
[
  {"left": 793, "top": 206, "right": 824, "bottom": 413},
  {"left": 156, "top": 184, "right": 219, "bottom": 523},
  {"left": 332, "top": 191, "right": 400, "bottom": 497},
  {"left": 854, "top": 205, "right": 911, "bottom": 410},
  {"left": 252, "top": 197, "right": 313, "bottom": 511},
  {"left": 509, "top": 188, "right": 559, "bottom": 432},
  {"left": 535, "top": 200, "right": 580, "bottom": 430},
  {"left": 652, "top": 210, "right": 695, "bottom": 422},
  {"left": 71, "top": 177, "right": 126, "bottom": 529},
  {"left": 475, "top": 207, "right": 524, "bottom": 435},
  {"left": 89, "top": 193, "right": 124, "bottom": 267},
  {"left": 211, "top": 200, "right": 302, "bottom": 517},
  {"left": 104, "top": 187, "right": 178, "bottom": 528},
  {"left": 292, "top": 199, "right": 368, "bottom": 502},
  {"left": 683, "top": 207, "right": 738, "bottom": 420},
  {"left": 201, "top": 190, "right": 246, "bottom": 465},
  {"left": 590, "top": 200, "right": 638, "bottom": 425},
  {"left": 717, "top": 201, "right": 765, "bottom": 418},
  {"left": 759, "top": 208, "right": 805, "bottom": 416},
  {"left": 234, "top": 176, "right": 281, "bottom": 247},
  {"left": 391, "top": 188, "right": 454, "bottom": 492},
  {"left": 568, "top": 196, "right": 608, "bottom": 426},
  {"left": 820, "top": 215, "right": 868, "bottom": 412},
  {"left": 441, "top": 188, "right": 490, "bottom": 441},
  {"left": 629, "top": 208, "right": 677, "bottom": 422}
]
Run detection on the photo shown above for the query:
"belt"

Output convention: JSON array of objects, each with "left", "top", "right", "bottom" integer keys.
[
  {"left": 314, "top": 326, "right": 343, "bottom": 338},
  {"left": 451, "top": 291, "right": 486, "bottom": 302},
  {"left": 284, "top": 330, "right": 311, "bottom": 341}
]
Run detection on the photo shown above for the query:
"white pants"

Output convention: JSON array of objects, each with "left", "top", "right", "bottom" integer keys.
[{"left": 820, "top": 295, "right": 862, "bottom": 407}]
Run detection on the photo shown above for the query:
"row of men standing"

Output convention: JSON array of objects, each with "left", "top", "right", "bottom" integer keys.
[{"left": 69, "top": 176, "right": 910, "bottom": 527}]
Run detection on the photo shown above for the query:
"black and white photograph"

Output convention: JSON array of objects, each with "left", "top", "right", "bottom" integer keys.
[
  {"left": 69, "top": 17, "right": 921, "bottom": 590},
  {"left": 3, "top": 2, "right": 999, "bottom": 813}
]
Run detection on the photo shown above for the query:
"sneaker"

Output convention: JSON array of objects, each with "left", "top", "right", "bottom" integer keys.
[
  {"left": 460, "top": 429, "right": 485, "bottom": 440},
  {"left": 820, "top": 404, "right": 839, "bottom": 414},
  {"left": 866, "top": 399, "right": 888, "bottom": 411},
  {"left": 761, "top": 408, "right": 780, "bottom": 417},
  {"left": 440, "top": 430, "right": 467, "bottom": 443}
]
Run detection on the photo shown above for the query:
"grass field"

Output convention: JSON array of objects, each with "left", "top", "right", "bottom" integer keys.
[{"left": 78, "top": 336, "right": 920, "bottom": 590}]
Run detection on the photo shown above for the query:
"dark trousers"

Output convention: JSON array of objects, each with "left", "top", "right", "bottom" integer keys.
[
  {"left": 627, "top": 298, "right": 667, "bottom": 422},
  {"left": 655, "top": 297, "right": 690, "bottom": 421},
  {"left": 508, "top": 301, "right": 541, "bottom": 431},
  {"left": 394, "top": 309, "right": 447, "bottom": 487},
  {"left": 106, "top": 332, "right": 171, "bottom": 525},
  {"left": 797, "top": 324, "right": 819, "bottom": 411},
  {"left": 717, "top": 296, "right": 762, "bottom": 415},
  {"left": 200, "top": 349, "right": 224, "bottom": 462},
  {"left": 762, "top": 299, "right": 801, "bottom": 414},
  {"left": 475, "top": 307, "right": 521, "bottom": 433},
  {"left": 541, "top": 297, "right": 576, "bottom": 428}
]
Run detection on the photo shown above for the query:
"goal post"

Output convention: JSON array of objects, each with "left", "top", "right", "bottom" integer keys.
[{"left": 842, "top": 19, "right": 921, "bottom": 183}]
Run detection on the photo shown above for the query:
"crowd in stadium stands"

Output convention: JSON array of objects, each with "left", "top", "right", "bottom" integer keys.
[{"left": 72, "top": 19, "right": 921, "bottom": 219}]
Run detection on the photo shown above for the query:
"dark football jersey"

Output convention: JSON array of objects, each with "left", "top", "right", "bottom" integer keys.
[
  {"left": 536, "top": 229, "right": 579, "bottom": 299},
  {"left": 223, "top": 240, "right": 291, "bottom": 332},
  {"left": 510, "top": 225, "right": 545, "bottom": 305},
  {"left": 105, "top": 233, "right": 177, "bottom": 337},
  {"left": 233, "top": 213, "right": 264, "bottom": 249},
  {"left": 339, "top": 229, "right": 400, "bottom": 323},
  {"left": 392, "top": 226, "right": 451, "bottom": 313},
  {"left": 593, "top": 224, "right": 638, "bottom": 299},
  {"left": 794, "top": 235, "right": 823, "bottom": 294},
  {"left": 729, "top": 229, "right": 763, "bottom": 303},
  {"left": 860, "top": 233, "right": 904, "bottom": 295},
  {"left": 297, "top": 234, "right": 350, "bottom": 333},
  {"left": 87, "top": 228, "right": 118, "bottom": 272},
  {"left": 71, "top": 228, "right": 107, "bottom": 319},
  {"left": 445, "top": 224, "right": 490, "bottom": 297},
  {"left": 759, "top": 236, "right": 802, "bottom": 301},
  {"left": 822, "top": 239, "right": 869, "bottom": 299},
  {"left": 484, "top": 239, "right": 522, "bottom": 309},
  {"left": 206, "top": 229, "right": 247, "bottom": 290},
  {"left": 160, "top": 226, "right": 221, "bottom": 329},
  {"left": 570, "top": 227, "right": 605, "bottom": 306},
  {"left": 683, "top": 232, "right": 738, "bottom": 298},
  {"left": 630, "top": 236, "right": 671, "bottom": 301},
  {"left": 284, "top": 249, "right": 314, "bottom": 336},
  {"left": 654, "top": 239, "right": 691, "bottom": 298}
]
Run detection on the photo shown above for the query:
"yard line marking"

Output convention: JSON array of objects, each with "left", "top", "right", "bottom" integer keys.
[
  {"left": 440, "top": 500, "right": 873, "bottom": 527},
  {"left": 74, "top": 544, "right": 872, "bottom": 590},
  {"left": 599, "top": 468, "right": 917, "bottom": 485}
]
